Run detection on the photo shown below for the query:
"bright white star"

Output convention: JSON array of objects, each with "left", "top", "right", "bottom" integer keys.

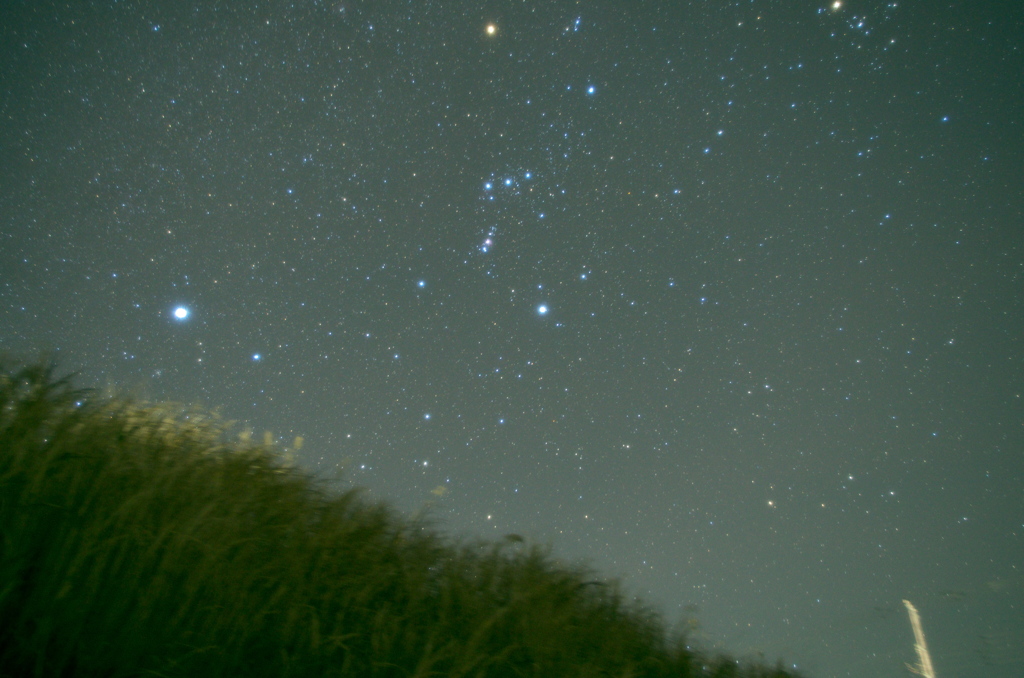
[{"left": 173, "top": 307, "right": 189, "bottom": 320}]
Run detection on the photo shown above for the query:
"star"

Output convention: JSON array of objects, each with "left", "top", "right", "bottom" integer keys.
[
  {"left": 485, "top": 23, "right": 497, "bottom": 36},
  {"left": 173, "top": 306, "right": 189, "bottom": 320}
]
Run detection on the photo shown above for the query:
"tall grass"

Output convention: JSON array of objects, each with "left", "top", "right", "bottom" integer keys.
[{"left": 0, "top": 360, "right": 802, "bottom": 678}]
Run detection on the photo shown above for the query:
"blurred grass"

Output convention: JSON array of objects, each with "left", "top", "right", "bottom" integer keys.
[{"left": 0, "top": 360, "right": 803, "bottom": 678}]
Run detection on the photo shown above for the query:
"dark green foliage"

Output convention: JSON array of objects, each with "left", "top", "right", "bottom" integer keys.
[{"left": 0, "top": 360, "right": 805, "bottom": 678}]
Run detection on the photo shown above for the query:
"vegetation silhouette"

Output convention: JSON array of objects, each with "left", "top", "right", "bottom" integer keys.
[{"left": 0, "top": 360, "right": 803, "bottom": 678}]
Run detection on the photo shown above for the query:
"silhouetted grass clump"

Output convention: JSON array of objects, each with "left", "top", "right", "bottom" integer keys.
[{"left": 0, "top": 360, "right": 803, "bottom": 678}]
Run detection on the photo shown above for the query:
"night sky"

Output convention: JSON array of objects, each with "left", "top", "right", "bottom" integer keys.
[{"left": 2, "top": 1, "right": 1022, "bottom": 676}]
